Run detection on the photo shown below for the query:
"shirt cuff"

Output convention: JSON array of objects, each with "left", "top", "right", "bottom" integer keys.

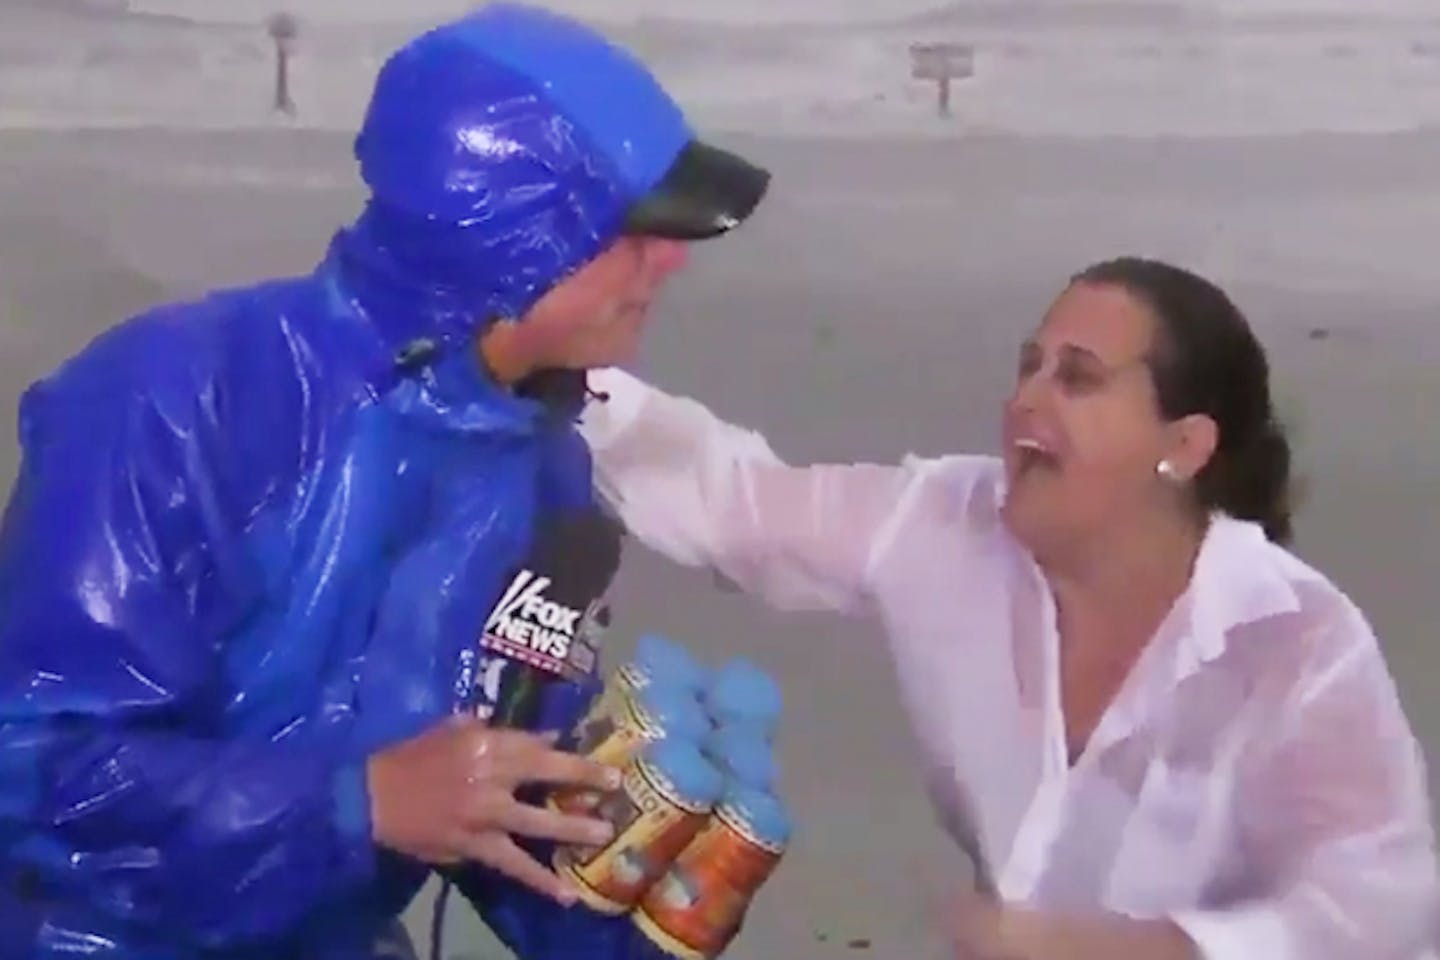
[
  {"left": 579, "top": 367, "right": 650, "bottom": 450},
  {"left": 1171, "top": 905, "right": 1293, "bottom": 960}
]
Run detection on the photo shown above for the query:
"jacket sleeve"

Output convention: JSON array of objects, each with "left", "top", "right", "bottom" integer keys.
[
  {"left": 1170, "top": 613, "right": 1439, "bottom": 960},
  {"left": 578, "top": 367, "right": 917, "bottom": 616},
  {"left": 0, "top": 341, "right": 375, "bottom": 948}
]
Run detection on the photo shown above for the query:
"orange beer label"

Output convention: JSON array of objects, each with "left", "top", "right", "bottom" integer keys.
[
  {"left": 633, "top": 805, "right": 786, "bottom": 959},
  {"left": 548, "top": 692, "right": 662, "bottom": 816},
  {"left": 555, "top": 755, "right": 714, "bottom": 915},
  {"left": 575, "top": 687, "right": 659, "bottom": 768}
]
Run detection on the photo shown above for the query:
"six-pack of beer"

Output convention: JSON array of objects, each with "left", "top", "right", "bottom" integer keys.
[{"left": 548, "top": 634, "right": 792, "bottom": 960}]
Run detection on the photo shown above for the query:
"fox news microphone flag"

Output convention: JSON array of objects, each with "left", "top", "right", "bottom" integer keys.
[{"left": 475, "top": 511, "right": 624, "bottom": 732}]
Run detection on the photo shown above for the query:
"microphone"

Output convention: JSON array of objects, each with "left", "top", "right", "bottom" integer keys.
[
  {"left": 435, "top": 512, "right": 622, "bottom": 960},
  {"left": 474, "top": 511, "right": 624, "bottom": 733}
]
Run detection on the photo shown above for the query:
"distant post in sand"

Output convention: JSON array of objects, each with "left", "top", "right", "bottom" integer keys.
[
  {"left": 267, "top": 12, "right": 300, "bottom": 116},
  {"left": 910, "top": 41, "right": 973, "bottom": 117}
]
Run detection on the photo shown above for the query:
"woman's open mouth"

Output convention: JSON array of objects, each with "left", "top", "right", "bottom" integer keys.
[{"left": 1013, "top": 437, "right": 1062, "bottom": 477}]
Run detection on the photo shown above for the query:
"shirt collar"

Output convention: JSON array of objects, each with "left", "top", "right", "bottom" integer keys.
[
  {"left": 1182, "top": 513, "right": 1301, "bottom": 665},
  {"left": 1084, "top": 514, "right": 1303, "bottom": 761}
]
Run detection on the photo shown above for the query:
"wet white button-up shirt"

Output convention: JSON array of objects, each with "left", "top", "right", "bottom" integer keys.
[{"left": 578, "top": 366, "right": 1438, "bottom": 960}]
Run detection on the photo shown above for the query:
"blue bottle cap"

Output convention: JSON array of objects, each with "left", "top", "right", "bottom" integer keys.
[
  {"left": 703, "top": 658, "right": 782, "bottom": 732},
  {"left": 704, "top": 725, "right": 777, "bottom": 791},
  {"left": 642, "top": 737, "right": 725, "bottom": 809},
  {"left": 634, "top": 633, "right": 709, "bottom": 693},
  {"left": 720, "top": 787, "right": 793, "bottom": 850},
  {"left": 634, "top": 682, "right": 710, "bottom": 742}
]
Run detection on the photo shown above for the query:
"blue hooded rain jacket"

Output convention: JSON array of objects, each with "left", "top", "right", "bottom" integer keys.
[{"left": 0, "top": 5, "right": 699, "bottom": 957}]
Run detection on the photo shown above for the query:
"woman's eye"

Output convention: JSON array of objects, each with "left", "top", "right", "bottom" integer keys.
[{"left": 1058, "top": 363, "right": 1102, "bottom": 391}]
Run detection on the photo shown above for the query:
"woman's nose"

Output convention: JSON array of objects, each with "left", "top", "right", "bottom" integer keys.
[{"left": 1008, "top": 370, "right": 1048, "bottom": 414}]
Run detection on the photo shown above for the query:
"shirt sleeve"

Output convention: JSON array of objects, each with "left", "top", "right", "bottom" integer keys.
[
  {"left": 579, "top": 367, "right": 920, "bottom": 616},
  {"left": 1170, "top": 610, "right": 1438, "bottom": 960}
]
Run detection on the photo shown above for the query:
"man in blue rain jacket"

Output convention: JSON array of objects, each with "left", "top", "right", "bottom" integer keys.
[{"left": 0, "top": 5, "right": 769, "bottom": 957}]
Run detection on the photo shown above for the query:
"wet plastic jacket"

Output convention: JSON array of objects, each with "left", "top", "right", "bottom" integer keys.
[{"left": 0, "top": 6, "right": 696, "bottom": 957}]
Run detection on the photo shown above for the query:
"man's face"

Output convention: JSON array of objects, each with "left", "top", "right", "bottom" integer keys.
[{"left": 517, "top": 235, "right": 690, "bottom": 371}]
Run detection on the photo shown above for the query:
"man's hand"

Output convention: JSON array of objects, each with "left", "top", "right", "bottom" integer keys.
[{"left": 367, "top": 716, "right": 620, "bottom": 904}]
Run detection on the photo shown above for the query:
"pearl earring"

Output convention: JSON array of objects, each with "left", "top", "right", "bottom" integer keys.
[{"left": 1156, "top": 459, "right": 1178, "bottom": 481}]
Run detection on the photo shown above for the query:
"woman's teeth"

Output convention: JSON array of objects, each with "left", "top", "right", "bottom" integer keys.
[{"left": 1015, "top": 438, "right": 1058, "bottom": 472}]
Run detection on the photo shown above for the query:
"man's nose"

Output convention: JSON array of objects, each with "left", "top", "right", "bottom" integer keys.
[{"left": 644, "top": 237, "right": 689, "bottom": 275}]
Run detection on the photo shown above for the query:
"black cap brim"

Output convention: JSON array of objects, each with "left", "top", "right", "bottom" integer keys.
[{"left": 623, "top": 140, "right": 771, "bottom": 241}]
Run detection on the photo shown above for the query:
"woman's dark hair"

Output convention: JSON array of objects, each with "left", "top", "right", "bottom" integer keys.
[{"left": 1071, "top": 257, "right": 1294, "bottom": 545}]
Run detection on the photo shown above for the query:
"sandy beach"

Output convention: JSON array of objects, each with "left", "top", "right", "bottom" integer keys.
[{"left": 2, "top": 118, "right": 1437, "bottom": 957}]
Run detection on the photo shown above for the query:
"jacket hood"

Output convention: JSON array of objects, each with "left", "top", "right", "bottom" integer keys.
[{"left": 327, "top": 3, "right": 695, "bottom": 358}]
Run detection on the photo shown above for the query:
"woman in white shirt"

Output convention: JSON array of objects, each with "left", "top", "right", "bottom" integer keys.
[{"left": 577, "top": 256, "right": 1438, "bottom": 959}]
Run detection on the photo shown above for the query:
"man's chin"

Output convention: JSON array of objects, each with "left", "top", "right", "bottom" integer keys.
[
  {"left": 592, "top": 343, "right": 640, "bottom": 370},
  {"left": 558, "top": 343, "right": 639, "bottom": 373}
]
